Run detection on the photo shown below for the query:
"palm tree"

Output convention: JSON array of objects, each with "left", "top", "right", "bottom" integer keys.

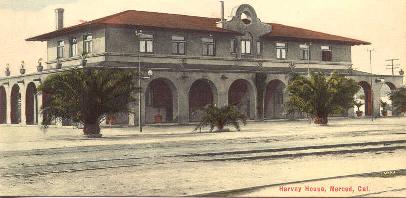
[
  {"left": 389, "top": 87, "right": 406, "bottom": 114},
  {"left": 39, "top": 68, "right": 137, "bottom": 137},
  {"left": 354, "top": 101, "right": 364, "bottom": 117},
  {"left": 287, "top": 72, "right": 360, "bottom": 125},
  {"left": 194, "top": 105, "right": 247, "bottom": 132},
  {"left": 380, "top": 100, "right": 388, "bottom": 117}
]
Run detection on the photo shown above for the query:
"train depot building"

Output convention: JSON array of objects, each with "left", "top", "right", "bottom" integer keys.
[{"left": 0, "top": 4, "right": 403, "bottom": 127}]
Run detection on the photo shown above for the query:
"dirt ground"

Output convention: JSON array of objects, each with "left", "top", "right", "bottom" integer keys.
[{"left": 0, "top": 117, "right": 405, "bottom": 196}]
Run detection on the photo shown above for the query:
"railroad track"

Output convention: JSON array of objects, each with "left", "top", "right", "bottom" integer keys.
[{"left": 1, "top": 140, "right": 405, "bottom": 178}]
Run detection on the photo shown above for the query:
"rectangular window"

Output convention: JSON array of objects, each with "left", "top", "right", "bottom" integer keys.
[
  {"left": 276, "top": 42, "right": 287, "bottom": 59},
  {"left": 321, "top": 45, "right": 332, "bottom": 61},
  {"left": 241, "top": 40, "right": 251, "bottom": 54},
  {"left": 256, "top": 41, "right": 262, "bottom": 55},
  {"left": 202, "top": 37, "right": 215, "bottom": 56},
  {"left": 139, "top": 33, "right": 153, "bottom": 53},
  {"left": 57, "top": 40, "right": 64, "bottom": 58},
  {"left": 83, "top": 34, "right": 93, "bottom": 54},
  {"left": 69, "top": 38, "right": 78, "bottom": 57},
  {"left": 172, "top": 35, "right": 185, "bottom": 55},
  {"left": 300, "top": 44, "right": 310, "bottom": 60},
  {"left": 231, "top": 39, "right": 238, "bottom": 53}
]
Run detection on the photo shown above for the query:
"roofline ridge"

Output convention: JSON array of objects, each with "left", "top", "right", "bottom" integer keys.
[{"left": 122, "top": 9, "right": 220, "bottom": 20}]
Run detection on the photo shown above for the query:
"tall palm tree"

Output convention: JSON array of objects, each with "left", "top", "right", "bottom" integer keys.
[
  {"left": 287, "top": 72, "right": 359, "bottom": 125},
  {"left": 39, "top": 68, "right": 137, "bottom": 137}
]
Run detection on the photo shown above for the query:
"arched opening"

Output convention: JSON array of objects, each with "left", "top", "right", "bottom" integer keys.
[
  {"left": 10, "top": 84, "right": 21, "bottom": 124},
  {"left": 380, "top": 82, "right": 397, "bottom": 116},
  {"left": 358, "top": 81, "right": 372, "bottom": 116},
  {"left": 26, "top": 82, "right": 38, "bottom": 125},
  {"left": 0, "top": 86, "right": 6, "bottom": 124},
  {"left": 241, "top": 12, "right": 252, "bottom": 25},
  {"left": 145, "top": 78, "right": 178, "bottom": 124},
  {"left": 189, "top": 79, "right": 218, "bottom": 122},
  {"left": 228, "top": 79, "right": 254, "bottom": 119},
  {"left": 265, "top": 80, "right": 286, "bottom": 119}
]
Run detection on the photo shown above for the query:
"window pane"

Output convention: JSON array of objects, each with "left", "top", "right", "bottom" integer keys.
[
  {"left": 85, "top": 35, "right": 92, "bottom": 41},
  {"left": 179, "top": 43, "right": 185, "bottom": 54},
  {"left": 322, "top": 51, "right": 332, "bottom": 61},
  {"left": 146, "top": 40, "right": 153, "bottom": 52},
  {"left": 257, "top": 42, "right": 261, "bottom": 54},
  {"left": 300, "top": 44, "right": 309, "bottom": 49},
  {"left": 172, "top": 36, "right": 184, "bottom": 41},
  {"left": 140, "top": 40, "right": 146, "bottom": 52},
  {"left": 208, "top": 44, "right": 214, "bottom": 56},
  {"left": 89, "top": 41, "right": 93, "bottom": 53},
  {"left": 172, "top": 43, "right": 178, "bottom": 54},
  {"left": 321, "top": 45, "right": 330, "bottom": 50},
  {"left": 281, "top": 49, "right": 286, "bottom": 59},
  {"left": 71, "top": 43, "right": 77, "bottom": 56},
  {"left": 140, "top": 33, "right": 153, "bottom": 39},
  {"left": 246, "top": 41, "right": 251, "bottom": 54},
  {"left": 277, "top": 49, "right": 281, "bottom": 59},
  {"left": 302, "top": 50, "right": 309, "bottom": 60},
  {"left": 276, "top": 42, "right": 286, "bottom": 47},
  {"left": 241, "top": 41, "right": 246, "bottom": 54},
  {"left": 202, "top": 44, "right": 208, "bottom": 55}
]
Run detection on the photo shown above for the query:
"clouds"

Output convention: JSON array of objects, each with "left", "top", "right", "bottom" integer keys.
[{"left": 0, "top": 0, "right": 77, "bottom": 11}]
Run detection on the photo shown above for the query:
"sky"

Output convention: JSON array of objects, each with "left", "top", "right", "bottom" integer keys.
[{"left": 0, "top": 0, "right": 405, "bottom": 77}]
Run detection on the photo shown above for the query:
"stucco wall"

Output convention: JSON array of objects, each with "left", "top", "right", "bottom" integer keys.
[
  {"left": 105, "top": 27, "right": 236, "bottom": 58},
  {"left": 47, "top": 28, "right": 106, "bottom": 67},
  {"left": 104, "top": 27, "right": 351, "bottom": 63},
  {"left": 261, "top": 41, "right": 351, "bottom": 62}
]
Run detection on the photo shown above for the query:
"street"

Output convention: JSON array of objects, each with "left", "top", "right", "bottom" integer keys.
[{"left": 0, "top": 117, "right": 405, "bottom": 196}]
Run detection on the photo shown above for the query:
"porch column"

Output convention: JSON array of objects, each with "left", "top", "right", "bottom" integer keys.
[
  {"left": 177, "top": 84, "right": 189, "bottom": 124},
  {"left": 20, "top": 83, "right": 26, "bottom": 126},
  {"left": 6, "top": 85, "right": 11, "bottom": 124},
  {"left": 128, "top": 101, "right": 136, "bottom": 126},
  {"left": 217, "top": 78, "right": 228, "bottom": 108},
  {"left": 372, "top": 83, "right": 382, "bottom": 117},
  {"left": 37, "top": 92, "right": 43, "bottom": 126}
]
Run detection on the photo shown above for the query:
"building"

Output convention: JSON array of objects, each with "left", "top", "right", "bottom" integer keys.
[{"left": 0, "top": 4, "right": 403, "bottom": 126}]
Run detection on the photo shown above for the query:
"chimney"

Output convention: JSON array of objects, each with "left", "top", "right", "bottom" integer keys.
[
  {"left": 219, "top": 1, "right": 225, "bottom": 28},
  {"left": 55, "top": 8, "right": 64, "bottom": 30}
]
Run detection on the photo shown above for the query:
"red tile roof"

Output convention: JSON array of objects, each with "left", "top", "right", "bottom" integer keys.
[
  {"left": 26, "top": 10, "right": 238, "bottom": 41},
  {"left": 265, "top": 23, "right": 370, "bottom": 45},
  {"left": 26, "top": 10, "right": 370, "bottom": 45}
]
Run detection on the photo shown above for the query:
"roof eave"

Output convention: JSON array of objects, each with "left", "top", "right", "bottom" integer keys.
[
  {"left": 26, "top": 23, "right": 242, "bottom": 42},
  {"left": 263, "top": 35, "right": 371, "bottom": 46}
]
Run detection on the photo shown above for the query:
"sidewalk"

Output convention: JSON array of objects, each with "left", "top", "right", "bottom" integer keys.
[{"left": 0, "top": 117, "right": 405, "bottom": 152}]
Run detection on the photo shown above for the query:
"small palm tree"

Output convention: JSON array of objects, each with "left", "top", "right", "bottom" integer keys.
[
  {"left": 389, "top": 87, "right": 406, "bottom": 114},
  {"left": 354, "top": 100, "right": 364, "bottom": 117},
  {"left": 380, "top": 100, "right": 388, "bottom": 117},
  {"left": 194, "top": 105, "right": 247, "bottom": 132}
]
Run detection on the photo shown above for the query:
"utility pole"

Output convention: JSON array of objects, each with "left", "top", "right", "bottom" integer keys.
[
  {"left": 306, "top": 42, "right": 312, "bottom": 77},
  {"left": 385, "top": 58, "right": 400, "bottom": 76},
  {"left": 367, "top": 49, "right": 374, "bottom": 121}
]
